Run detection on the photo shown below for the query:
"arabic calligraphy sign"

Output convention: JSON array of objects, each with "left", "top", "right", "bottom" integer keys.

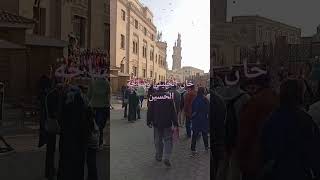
[{"left": 148, "top": 92, "right": 174, "bottom": 102}]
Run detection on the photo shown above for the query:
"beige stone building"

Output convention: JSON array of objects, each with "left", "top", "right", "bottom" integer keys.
[
  {"left": 0, "top": 0, "right": 109, "bottom": 98},
  {"left": 110, "top": 0, "right": 167, "bottom": 88},
  {"left": 167, "top": 66, "right": 204, "bottom": 83},
  {"left": 212, "top": 0, "right": 301, "bottom": 67},
  {"left": 0, "top": 0, "right": 109, "bottom": 50}
]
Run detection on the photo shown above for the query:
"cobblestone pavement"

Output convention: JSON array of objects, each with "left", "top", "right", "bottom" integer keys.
[
  {"left": 0, "top": 130, "right": 109, "bottom": 180},
  {"left": 110, "top": 108, "right": 210, "bottom": 180}
]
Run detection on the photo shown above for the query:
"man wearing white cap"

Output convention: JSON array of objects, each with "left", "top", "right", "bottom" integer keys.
[{"left": 184, "top": 83, "right": 197, "bottom": 138}]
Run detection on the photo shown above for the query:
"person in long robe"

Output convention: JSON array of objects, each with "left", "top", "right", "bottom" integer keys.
[
  {"left": 57, "top": 86, "right": 88, "bottom": 180},
  {"left": 128, "top": 89, "right": 139, "bottom": 122}
]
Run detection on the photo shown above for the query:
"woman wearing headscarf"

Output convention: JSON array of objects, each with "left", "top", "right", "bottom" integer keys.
[
  {"left": 190, "top": 87, "right": 209, "bottom": 155},
  {"left": 128, "top": 88, "right": 139, "bottom": 122}
]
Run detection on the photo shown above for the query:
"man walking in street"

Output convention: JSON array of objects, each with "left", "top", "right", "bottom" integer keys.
[
  {"left": 147, "top": 86, "right": 178, "bottom": 167},
  {"left": 122, "top": 86, "right": 130, "bottom": 118},
  {"left": 137, "top": 85, "right": 145, "bottom": 108},
  {"left": 128, "top": 88, "right": 139, "bottom": 122},
  {"left": 177, "top": 86, "right": 186, "bottom": 127},
  {"left": 87, "top": 75, "right": 110, "bottom": 149},
  {"left": 169, "top": 85, "right": 181, "bottom": 116},
  {"left": 184, "top": 83, "right": 197, "bottom": 138}
]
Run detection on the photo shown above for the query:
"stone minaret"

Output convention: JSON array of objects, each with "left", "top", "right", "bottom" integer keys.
[{"left": 172, "top": 33, "right": 182, "bottom": 70}]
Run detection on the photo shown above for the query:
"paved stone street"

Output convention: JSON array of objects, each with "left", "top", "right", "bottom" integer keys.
[
  {"left": 0, "top": 131, "right": 109, "bottom": 180},
  {"left": 110, "top": 107, "right": 210, "bottom": 180}
]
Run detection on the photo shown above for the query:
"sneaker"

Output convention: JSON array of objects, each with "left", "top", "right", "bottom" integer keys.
[
  {"left": 163, "top": 159, "right": 171, "bottom": 167},
  {"left": 155, "top": 157, "right": 162, "bottom": 162}
]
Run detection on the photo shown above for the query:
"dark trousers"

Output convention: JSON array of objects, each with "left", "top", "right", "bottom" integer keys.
[
  {"left": 45, "top": 133, "right": 57, "bottom": 179},
  {"left": 185, "top": 117, "right": 192, "bottom": 137},
  {"left": 94, "top": 108, "right": 107, "bottom": 146},
  {"left": 191, "top": 131, "right": 208, "bottom": 151},
  {"left": 128, "top": 106, "right": 137, "bottom": 122},
  {"left": 123, "top": 104, "right": 128, "bottom": 118},
  {"left": 86, "top": 148, "right": 98, "bottom": 180},
  {"left": 139, "top": 96, "right": 144, "bottom": 107},
  {"left": 57, "top": 134, "right": 86, "bottom": 180},
  {"left": 137, "top": 107, "right": 141, "bottom": 119}
]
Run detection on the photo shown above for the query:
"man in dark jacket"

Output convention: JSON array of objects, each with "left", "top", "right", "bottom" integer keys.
[{"left": 147, "top": 86, "right": 178, "bottom": 167}]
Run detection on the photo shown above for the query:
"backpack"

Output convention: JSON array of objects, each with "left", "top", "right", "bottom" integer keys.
[{"left": 225, "top": 93, "right": 246, "bottom": 155}]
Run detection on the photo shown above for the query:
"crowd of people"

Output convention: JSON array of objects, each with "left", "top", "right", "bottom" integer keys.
[
  {"left": 38, "top": 45, "right": 110, "bottom": 180},
  {"left": 120, "top": 81, "right": 210, "bottom": 167},
  {"left": 211, "top": 67, "right": 320, "bottom": 180}
]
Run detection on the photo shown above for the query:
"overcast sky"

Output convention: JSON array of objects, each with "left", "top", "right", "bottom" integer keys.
[
  {"left": 140, "top": 0, "right": 210, "bottom": 72},
  {"left": 227, "top": 0, "right": 320, "bottom": 36},
  {"left": 137, "top": 0, "right": 320, "bottom": 73}
]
